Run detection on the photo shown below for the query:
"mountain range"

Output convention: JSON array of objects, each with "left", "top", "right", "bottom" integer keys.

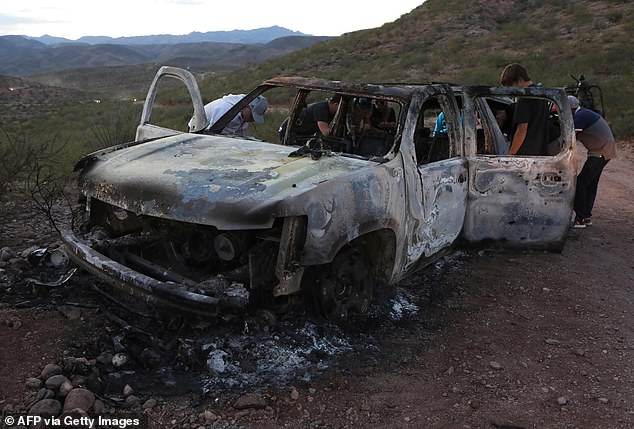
[
  {"left": 0, "top": 27, "right": 329, "bottom": 76},
  {"left": 26, "top": 26, "right": 308, "bottom": 45}
]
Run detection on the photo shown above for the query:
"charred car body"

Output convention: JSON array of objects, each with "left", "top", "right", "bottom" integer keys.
[{"left": 62, "top": 66, "right": 577, "bottom": 320}]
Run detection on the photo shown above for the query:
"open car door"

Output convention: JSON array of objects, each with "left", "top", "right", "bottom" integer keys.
[
  {"left": 397, "top": 85, "right": 469, "bottom": 275},
  {"left": 461, "top": 86, "right": 576, "bottom": 250}
]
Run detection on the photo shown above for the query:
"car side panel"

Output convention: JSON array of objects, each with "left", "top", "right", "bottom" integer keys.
[{"left": 461, "top": 86, "right": 576, "bottom": 248}]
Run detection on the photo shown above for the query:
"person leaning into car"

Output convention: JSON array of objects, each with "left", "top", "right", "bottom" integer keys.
[
  {"left": 188, "top": 94, "right": 268, "bottom": 135},
  {"left": 292, "top": 94, "right": 341, "bottom": 137},
  {"left": 568, "top": 95, "right": 617, "bottom": 228},
  {"left": 500, "top": 63, "right": 550, "bottom": 156}
]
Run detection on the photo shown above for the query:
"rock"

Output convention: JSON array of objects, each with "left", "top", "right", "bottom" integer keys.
[
  {"left": 545, "top": 338, "right": 560, "bottom": 345},
  {"left": 445, "top": 366, "right": 455, "bottom": 375},
  {"left": 29, "top": 399, "right": 62, "bottom": 417},
  {"left": 36, "top": 388, "right": 56, "bottom": 400},
  {"left": 557, "top": 396, "right": 568, "bottom": 405},
  {"left": 207, "top": 350, "right": 228, "bottom": 373},
  {"left": 10, "top": 257, "right": 30, "bottom": 270},
  {"left": 0, "top": 247, "right": 14, "bottom": 262},
  {"left": 63, "top": 388, "right": 95, "bottom": 412},
  {"left": 142, "top": 398, "right": 157, "bottom": 410},
  {"left": 26, "top": 378, "right": 42, "bottom": 389},
  {"left": 598, "top": 397, "right": 609, "bottom": 404},
  {"left": 59, "top": 380, "right": 74, "bottom": 397},
  {"left": 290, "top": 387, "right": 299, "bottom": 401},
  {"left": 490, "top": 361, "right": 503, "bottom": 370},
  {"left": 45, "top": 375, "right": 69, "bottom": 391},
  {"left": 573, "top": 349, "right": 585, "bottom": 356},
  {"left": 93, "top": 399, "right": 107, "bottom": 414},
  {"left": 470, "top": 399, "right": 481, "bottom": 409},
  {"left": 201, "top": 410, "right": 218, "bottom": 423},
  {"left": 112, "top": 353, "right": 129, "bottom": 368},
  {"left": 125, "top": 395, "right": 141, "bottom": 408},
  {"left": 123, "top": 384, "right": 134, "bottom": 397},
  {"left": 233, "top": 393, "right": 267, "bottom": 410},
  {"left": 41, "top": 364, "right": 62, "bottom": 379},
  {"left": 58, "top": 305, "right": 82, "bottom": 320}
]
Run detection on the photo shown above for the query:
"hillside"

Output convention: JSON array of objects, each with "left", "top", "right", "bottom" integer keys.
[
  {"left": 0, "top": 75, "right": 92, "bottom": 126},
  {"left": 195, "top": 0, "right": 634, "bottom": 137}
]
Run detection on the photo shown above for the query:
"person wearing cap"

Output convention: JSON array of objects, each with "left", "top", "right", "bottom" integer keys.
[
  {"left": 500, "top": 63, "right": 550, "bottom": 156},
  {"left": 189, "top": 94, "right": 268, "bottom": 135},
  {"left": 568, "top": 95, "right": 617, "bottom": 228}
]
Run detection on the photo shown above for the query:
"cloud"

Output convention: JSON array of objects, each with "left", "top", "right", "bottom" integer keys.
[{"left": 0, "top": 12, "right": 43, "bottom": 26}]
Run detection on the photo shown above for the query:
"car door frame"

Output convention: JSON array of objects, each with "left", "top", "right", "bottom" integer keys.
[
  {"left": 461, "top": 85, "right": 576, "bottom": 250},
  {"left": 396, "top": 85, "right": 469, "bottom": 276},
  {"left": 136, "top": 66, "right": 206, "bottom": 141}
]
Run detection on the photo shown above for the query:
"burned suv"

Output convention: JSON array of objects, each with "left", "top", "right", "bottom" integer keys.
[{"left": 62, "top": 66, "right": 577, "bottom": 320}]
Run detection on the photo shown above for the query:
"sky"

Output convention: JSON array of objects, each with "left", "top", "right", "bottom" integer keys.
[{"left": 0, "top": 0, "right": 424, "bottom": 40}]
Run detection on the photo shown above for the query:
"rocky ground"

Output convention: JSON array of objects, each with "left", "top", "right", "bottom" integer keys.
[{"left": 0, "top": 142, "right": 633, "bottom": 429}]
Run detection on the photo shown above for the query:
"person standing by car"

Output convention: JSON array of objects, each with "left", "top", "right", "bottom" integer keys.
[
  {"left": 188, "top": 94, "right": 268, "bottom": 135},
  {"left": 500, "top": 63, "right": 550, "bottom": 156},
  {"left": 568, "top": 95, "right": 617, "bottom": 228}
]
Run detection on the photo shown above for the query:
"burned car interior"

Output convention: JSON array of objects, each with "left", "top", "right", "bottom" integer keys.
[{"left": 61, "top": 66, "right": 578, "bottom": 322}]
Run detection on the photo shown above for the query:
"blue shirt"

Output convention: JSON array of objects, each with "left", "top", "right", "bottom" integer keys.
[
  {"left": 433, "top": 112, "right": 447, "bottom": 136},
  {"left": 573, "top": 107, "right": 600, "bottom": 131},
  {"left": 572, "top": 107, "right": 616, "bottom": 159}
]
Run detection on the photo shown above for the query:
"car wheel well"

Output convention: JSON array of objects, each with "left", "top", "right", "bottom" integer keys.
[{"left": 304, "top": 228, "right": 396, "bottom": 321}]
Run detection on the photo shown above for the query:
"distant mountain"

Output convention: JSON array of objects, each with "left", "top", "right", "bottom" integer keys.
[
  {"left": 27, "top": 26, "right": 308, "bottom": 46},
  {"left": 0, "top": 34, "right": 331, "bottom": 76},
  {"left": 195, "top": 0, "right": 632, "bottom": 137}
]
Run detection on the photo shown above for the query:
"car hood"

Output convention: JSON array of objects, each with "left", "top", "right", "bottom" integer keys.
[{"left": 79, "top": 134, "right": 371, "bottom": 229}]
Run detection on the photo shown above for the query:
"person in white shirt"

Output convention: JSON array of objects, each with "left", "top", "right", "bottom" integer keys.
[{"left": 189, "top": 94, "right": 268, "bottom": 135}]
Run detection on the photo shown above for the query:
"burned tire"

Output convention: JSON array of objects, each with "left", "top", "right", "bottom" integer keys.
[{"left": 312, "top": 246, "right": 374, "bottom": 322}]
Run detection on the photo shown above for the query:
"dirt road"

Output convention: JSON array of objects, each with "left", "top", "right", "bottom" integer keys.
[{"left": 1, "top": 142, "right": 632, "bottom": 429}]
